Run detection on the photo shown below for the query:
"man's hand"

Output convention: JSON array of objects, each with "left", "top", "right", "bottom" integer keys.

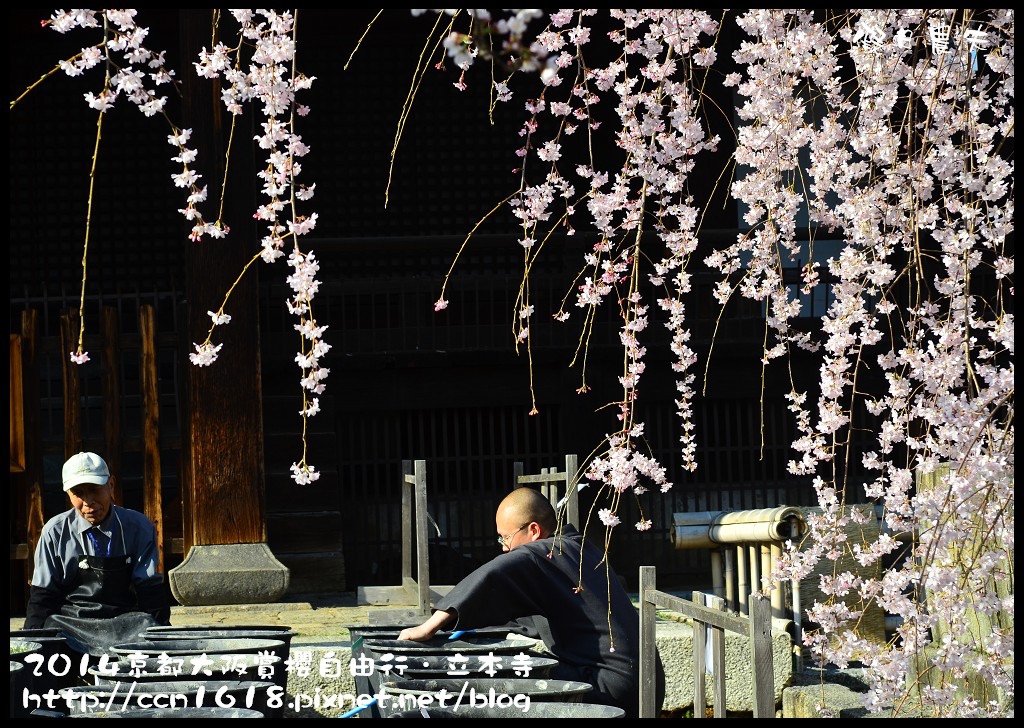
[
  {"left": 397, "top": 608, "right": 456, "bottom": 642},
  {"left": 397, "top": 623, "right": 437, "bottom": 642}
]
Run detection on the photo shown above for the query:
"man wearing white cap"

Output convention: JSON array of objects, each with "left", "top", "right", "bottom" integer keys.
[{"left": 24, "top": 451, "right": 171, "bottom": 655}]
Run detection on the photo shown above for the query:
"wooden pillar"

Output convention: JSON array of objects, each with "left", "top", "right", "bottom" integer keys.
[
  {"left": 180, "top": 8, "right": 265, "bottom": 547},
  {"left": 170, "top": 9, "right": 288, "bottom": 605}
]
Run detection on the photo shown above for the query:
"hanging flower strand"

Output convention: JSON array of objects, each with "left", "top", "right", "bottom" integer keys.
[
  {"left": 411, "top": 9, "right": 1013, "bottom": 717},
  {"left": 29, "top": 10, "right": 179, "bottom": 364},
  {"left": 194, "top": 9, "right": 325, "bottom": 484},
  {"left": 36, "top": 9, "right": 325, "bottom": 485}
]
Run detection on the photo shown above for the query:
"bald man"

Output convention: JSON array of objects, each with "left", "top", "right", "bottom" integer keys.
[{"left": 398, "top": 487, "right": 664, "bottom": 717}]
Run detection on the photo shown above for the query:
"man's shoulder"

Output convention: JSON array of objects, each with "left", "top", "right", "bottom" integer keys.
[
  {"left": 41, "top": 508, "right": 77, "bottom": 533},
  {"left": 517, "top": 536, "right": 581, "bottom": 565},
  {"left": 112, "top": 505, "right": 157, "bottom": 529}
]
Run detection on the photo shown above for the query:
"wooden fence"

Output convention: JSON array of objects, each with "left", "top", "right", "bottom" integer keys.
[{"left": 639, "top": 565, "right": 775, "bottom": 718}]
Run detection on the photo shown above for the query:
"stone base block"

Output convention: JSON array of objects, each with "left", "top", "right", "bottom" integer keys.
[
  {"left": 170, "top": 542, "right": 290, "bottom": 606},
  {"left": 656, "top": 620, "right": 794, "bottom": 713},
  {"left": 783, "top": 682, "right": 870, "bottom": 718}
]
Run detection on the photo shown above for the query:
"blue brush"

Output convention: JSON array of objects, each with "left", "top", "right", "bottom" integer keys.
[
  {"left": 338, "top": 698, "right": 377, "bottom": 718},
  {"left": 448, "top": 629, "right": 474, "bottom": 640}
]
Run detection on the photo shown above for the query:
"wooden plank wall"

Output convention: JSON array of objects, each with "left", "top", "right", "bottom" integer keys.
[
  {"left": 10, "top": 298, "right": 179, "bottom": 611},
  {"left": 10, "top": 267, "right": 849, "bottom": 604}
]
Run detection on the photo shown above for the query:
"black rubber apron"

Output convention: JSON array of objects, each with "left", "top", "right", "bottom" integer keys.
[{"left": 45, "top": 516, "right": 157, "bottom": 656}]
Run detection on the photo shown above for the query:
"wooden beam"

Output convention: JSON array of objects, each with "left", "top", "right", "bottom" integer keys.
[
  {"left": 60, "top": 310, "right": 82, "bottom": 458},
  {"left": 140, "top": 304, "right": 164, "bottom": 574},
  {"left": 9, "top": 335, "right": 25, "bottom": 473},
  {"left": 102, "top": 306, "right": 122, "bottom": 504},
  {"left": 21, "top": 311, "right": 44, "bottom": 582},
  {"left": 638, "top": 565, "right": 657, "bottom": 718}
]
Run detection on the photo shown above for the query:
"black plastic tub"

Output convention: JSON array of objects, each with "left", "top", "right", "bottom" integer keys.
[
  {"left": 109, "top": 638, "right": 284, "bottom": 661},
  {"left": 144, "top": 626, "right": 294, "bottom": 655},
  {"left": 90, "top": 652, "right": 283, "bottom": 687},
  {"left": 146, "top": 624, "right": 289, "bottom": 636},
  {"left": 350, "top": 627, "right": 535, "bottom": 720},
  {"left": 10, "top": 628, "right": 64, "bottom": 640},
  {"left": 68, "top": 706, "right": 265, "bottom": 718},
  {"left": 107, "top": 637, "right": 288, "bottom": 697},
  {"left": 347, "top": 624, "right": 419, "bottom": 720},
  {"left": 347, "top": 625, "right": 520, "bottom": 646},
  {"left": 11, "top": 660, "right": 29, "bottom": 719},
  {"left": 9, "top": 639, "right": 43, "bottom": 662},
  {"left": 363, "top": 636, "right": 535, "bottom": 655},
  {"left": 9, "top": 639, "right": 43, "bottom": 706},
  {"left": 140, "top": 628, "right": 293, "bottom": 688},
  {"left": 10, "top": 629, "right": 79, "bottom": 697}
]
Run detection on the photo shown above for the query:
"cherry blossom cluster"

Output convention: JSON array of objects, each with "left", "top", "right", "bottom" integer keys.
[
  {"left": 204, "top": 9, "right": 319, "bottom": 483},
  {"left": 43, "top": 9, "right": 327, "bottom": 485},
  {"left": 426, "top": 10, "right": 721, "bottom": 525},
  {"left": 48, "top": 9, "right": 174, "bottom": 116},
  {"left": 729, "top": 9, "right": 1014, "bottom": 716},
  {"left": 43, "top": 9, "right": 201, "bottom": 363},
  {"left": 413, "top": 8, "right": 551, "bottom": 90},
  {"left": 581, "top": 423, "right": 672, "bottom": 498},
  {"left": 28, "top": 9, "right": 1014, "bottom": 712},
  {"left": 184, "top": 9, "right": 326, "bottom": 484},
  {"left": 195, "top": 9, "right": 325, "bottom": 485},
  {"left": 417, "top": 8, "right": 1012, "bottom": 716},
  {"left": 47, "top": 11, "right": 222, "bottom": 245}
]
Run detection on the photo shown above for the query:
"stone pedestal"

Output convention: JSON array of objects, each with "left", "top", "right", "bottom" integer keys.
[
  {"left": 797, "top": 504, "right": 888, "bottom": 646},
  {"left": 169, "top": 543, "right": 289, "bottom": 606}
]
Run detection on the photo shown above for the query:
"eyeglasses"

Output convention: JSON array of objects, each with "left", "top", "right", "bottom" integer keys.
[{"left": 497, "top": 523, "right": 529, "bottom": 547}]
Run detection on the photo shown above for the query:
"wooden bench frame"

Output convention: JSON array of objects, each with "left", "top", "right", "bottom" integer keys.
[
  {"left": 358, "top": 455, "right": 582, "bottom": 622},
  {"left": 639, "top": 565, "right": 775, "bottom": 718},
  {"left": 356, "top": 459, "right": 453, "bottom": 622}
]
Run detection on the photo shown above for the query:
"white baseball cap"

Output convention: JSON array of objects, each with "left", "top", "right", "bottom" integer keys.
[{"left": 62, "top": 452, "right": 110, "bottom": 491}]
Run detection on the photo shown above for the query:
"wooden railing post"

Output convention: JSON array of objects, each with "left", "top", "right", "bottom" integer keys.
[
  {"left": 397, "top": 458, "right": 431, "bottom": 614},
  {"left": 748, "top": 592, "right": 775, "bottom": 717},
  {"left": 639, "top": 565, "right": 776, "bottom": 718},
  {"left": 639, "top": 565, "right": 657, "bottom": 718},
  {"left": 513, "top": 455, "right": 580, "bottom": 528}
]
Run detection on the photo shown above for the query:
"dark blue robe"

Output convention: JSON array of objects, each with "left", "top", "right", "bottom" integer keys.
[{"left": 435, "top": 525, "right": 665, "bottom": 717}]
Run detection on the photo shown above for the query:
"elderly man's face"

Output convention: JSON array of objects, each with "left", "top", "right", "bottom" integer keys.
[{"left": 67, "top": 483, "right": 113, "bottom": 526}]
